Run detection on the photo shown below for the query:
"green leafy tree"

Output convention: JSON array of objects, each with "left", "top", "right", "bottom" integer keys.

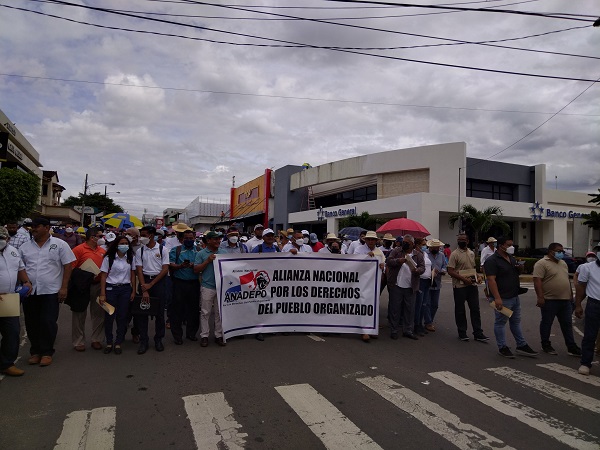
[
  {"left": 583, "top": 211, "right": 600, "bottom": 230},
  {"left": 339, "top": 212, "right": 384, "bottom": 230},
  {"left": 588, "top": 188, "right": 600, "bottom": 206},
  {"left": 62, "top": 192, "right": 124, "bottom": 216},
  {"left": 0, "top": 168, "right": 41, "bottom": 224},
  {"left": 448, "top": 204, "right": 510, "bottom": 254}
]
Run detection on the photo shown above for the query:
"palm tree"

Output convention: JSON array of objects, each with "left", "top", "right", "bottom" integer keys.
[
  {"left": 449, "top": 204, "right": 510, "bottom": 254},
  {"left": 339, "top": 212, "right": 383, "bottom": 230},
  {"left": 588, "top": 188, "right": 600, "bottom": 206},
  {"left": 583, "top": 211, "right": 600, "bottom": 230}
]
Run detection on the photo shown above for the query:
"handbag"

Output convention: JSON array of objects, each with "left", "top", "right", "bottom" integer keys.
[{"left": 130, "top": 295, "right": 160, "bottom": 316}]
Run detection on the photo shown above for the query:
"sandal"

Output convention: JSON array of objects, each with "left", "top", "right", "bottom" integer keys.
[
  {"left": 103, "top": 345, "right": 113, "bottom": 354},
  {"left": 114, "top": 345, "right": 122, "bottom": 355}
]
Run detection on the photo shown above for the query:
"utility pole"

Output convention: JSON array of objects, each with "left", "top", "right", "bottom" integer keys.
[{"left": 81, "top": 173, "right": 88, "bottom": 226}]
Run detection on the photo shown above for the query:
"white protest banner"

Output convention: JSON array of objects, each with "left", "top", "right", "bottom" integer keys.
[{"left": 215, "top": 253, "right": 380, "bottom": 340}]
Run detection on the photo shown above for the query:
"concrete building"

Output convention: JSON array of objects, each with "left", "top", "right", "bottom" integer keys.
[
  {"left": 177, "top": 199, "right": 228, "bottom": 231},
  {"left": 285, "top": 142, "right": 599, "bottom": 254}
]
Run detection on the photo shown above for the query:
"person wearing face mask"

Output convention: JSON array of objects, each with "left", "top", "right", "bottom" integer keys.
[
  {"left": 318, "top": 233, "right": 343, "bottom": 254},
  {"left": 484, "top": 236, "right": 538, "bottom": 358},
  {"left": 99, "top": 237, "right": 136, "bottom": 354},
  {"left": 386, "top": 234, "right": 425, "bottom": 340},
  {"left": 480, "top": 237, "right": 497, "bottom": 272},
  {"left": 125, "top": 227, "right": 142, "bottom": 254},
  {"left": 309, "top": 233, "right": 324, "bottom": 252},
  {"left": 423, "top": 239, "right": 447, "bottom": 331},
  {"left": 574, "top": 245, "right": 600, "bottom": 375},
  {"left": 219, "top": 228, "right": 248, "bottom": 254},
  {"left": 0, "top": 226, "right": 33, "bottom": 376},
  {"left": 347, "top": 230, "right": 367, "bottom": 255},
  {"left": 413, "top": 238, "right": 432, "bottom": 337},
  {"left": 168, "top": 229, "right": 200, "bottom": 345},
  {"left": 532, "top": 243, "right": 581, "bottom": 357},
  {"left": 246, "top": 224, "right": 265, "bottom": 252},
  {"left": 282, "top": 231, "right": 313, "bottom": 254},
  {"left": 60, "top": 224, "right": 83, "bottom": 249},
  {"left": 448, "top": 233, "right": 489, "bottom": 342},
  {"left": 6, "top": 220, "right": 29, "bottom": 249},
  {"left": 70, "top": 227, "right": 107, "bottom": 351}
]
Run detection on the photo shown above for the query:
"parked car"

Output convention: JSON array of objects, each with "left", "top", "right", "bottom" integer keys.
[{"left": 528, "top": 248, "right": 583, "bottom": 273}]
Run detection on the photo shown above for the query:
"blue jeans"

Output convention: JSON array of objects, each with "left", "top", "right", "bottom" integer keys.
[
  {"left": 426, "top": 289, "right": 441, "bottom": 324},
  {"left": 581, "top": 298, "right": 600, "bottom": 368},
  {"left": 494, "top": 296, "right": 527, "bottom": 349},
  {"left": 0, "top": 316, "right": 20, "bottom": 370},
  {"left": 539, "top": 299, "right": 576, "bottom": 347},
  {"left": 414, "top": 278, "right": 431, "bottom": 332},
  {"left": 104, "top": 284, "right": 132, "bottom": 345}
]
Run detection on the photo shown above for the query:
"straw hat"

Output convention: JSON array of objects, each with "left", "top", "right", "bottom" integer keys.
[
  {"left": 382, "top": 233, "right": 395, "bottom": 241},
  {"left": 486, "top": 237, "right": 497, "bottom": 243},
  {"left": 364, "top": 231, "right": 378, "bottom": 239},
  {"left": 173, "top": 223, "right": 192, "bottom": 232},
  {"left": 426, "top": 239, "right": 444, "bottom": 248},
  {"left": 325, "top": 232, "right": 340, "bottom": 241}
]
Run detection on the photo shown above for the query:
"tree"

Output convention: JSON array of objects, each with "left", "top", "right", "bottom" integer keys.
[
  {"left": 62, "top": 192, "right": 124, "bottom": 216},
  {"left": 0, "top": 168, "right": 40, "bottom": 224},
  {"left": 588, "top": 188, "right": 600, "bottom": 206},
  {"left": 448, "top": 204, "right": 510, "bottom": 253},
  {"left": 583, "top": 211, "right": 600, "bottom": 230},
  {"left": 339, "top": 212, "right": 384, "bottom": 230}
]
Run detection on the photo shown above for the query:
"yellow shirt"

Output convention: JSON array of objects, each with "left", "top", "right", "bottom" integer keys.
[{"left": 532, "top": 256, "right": 572, "bottom": 300}]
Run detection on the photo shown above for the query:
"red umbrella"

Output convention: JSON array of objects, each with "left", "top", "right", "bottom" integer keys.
[{"left": 376, "top": 218, "right": 430, "bottom": 238}]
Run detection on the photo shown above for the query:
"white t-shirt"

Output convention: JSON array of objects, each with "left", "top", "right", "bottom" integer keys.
[
  {"left": 134, "top": 244, "right": 170, "bottom": 276},
  {"left": 282, "top": 243, "right": 313, "bottom": 253},
  {"left": 353, "top": 244, "right": 385, "bottom": 265},
  {"left": 577, "top": 261, "right": 600, "bottom": 300},
  {"left": 101, "top": 254, "right": 135, "bottom": 285},
  {"left": 19, "top": 236, "right": 76, "bottom": 295},
  {"left": 246, "top": 236, "right": 263, "bottom": 252},
  {"left": 0, "top": 244, "right": 25, "bottom": 293},
  {"left": 396, "top": 251, "right": 414, "bottom": 288},
  {"left": 347, "top": 240, "right": 364, "bottom": 255},
  {"left": 420, "top": 252, "right": 432, "bottom": 279},
  {"left": 480, "top": 246, "right": 496, "bottom": 267}
]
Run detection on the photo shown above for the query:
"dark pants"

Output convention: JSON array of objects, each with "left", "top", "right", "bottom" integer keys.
[
  {"left": 581, "top": 298, "right": 600, "bottom": 368},
  {"left": 388, "top": 285, "right": 415, "bottom": 334},
  {"left": 134, "top": 276, "right": 166, "bottom": 345},
  {"left": 539, "top": 299, "right": 576, "bottom": 348},
  {"left": 426, "top": 289, "right": 441, "bottom": 324},
  {"left": 414, "top": 278, "right": 431, "bottom": 332},
  {"left": 22, "top": 293, "right": 60, "bottom": 356},
  {"left": 453, "top": 286, "right": 483, "bottom": 338},
  {"left": 104, "top": 284, "right": 132, "bottom": 345},
  {"left": 0, "top": 316, "right": 20, "bottom": 370},
  {"left": 164, "top": 275, "right": 173, "bottom": 318},
  {"left": 169, "top": 278, "right": 200, "bottom": 340}
]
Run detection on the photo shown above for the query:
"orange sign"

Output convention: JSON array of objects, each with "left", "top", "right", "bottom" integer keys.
[{"left": 231, "top": 174, "right": 266, "bottom": 218}]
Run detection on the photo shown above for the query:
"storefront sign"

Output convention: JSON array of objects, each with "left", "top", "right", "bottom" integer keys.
[
  {"left": 215, "top": 253, "right": 380, "bottom": 340},
  {"left": 530, "top": 201, "right": 588, "bottom": 220},
  {"left": 317, "top": 206, "right": 358, "bottom": 220}
]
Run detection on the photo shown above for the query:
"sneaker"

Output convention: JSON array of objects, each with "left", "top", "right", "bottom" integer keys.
[
  {"left": 474, "top": 334, "right": 490, "bottom": 342},
  {"left": 542, "top": 344, "right": 558, "bottom": 355},
  {"left": 498, "top": 346, "right": 515, "bottom": 358},
  {"left": 516, "top": 344, "right": 538, "bottom": 357},
  {"left": 567, "top": 346, "right": 582, "bottom": 357},
  {"left": 459, "top": 335, "right": 470, "bottom": 341},
  {"left": 578, "top": 365, "right": 590, "bottom": 376}
]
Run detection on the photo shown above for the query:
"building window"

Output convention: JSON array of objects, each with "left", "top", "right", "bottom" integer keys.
[
  {"left": 466, "top": 179, "right": 514, "bottom": 201},
  {"left": 316, "top": 184, "right": 377, "bottom": 208},
  {"left": 42, "top": 184, "right": 48, "bottom": 196}
]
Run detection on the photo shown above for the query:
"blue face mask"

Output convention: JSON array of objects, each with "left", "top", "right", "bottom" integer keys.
[
  {"left": 117, "top": 245, "right": 129, "bottom": 254},
  {"left": 554, "top": 251, "right": 564, "bottom": 260},
  {"left": 421, "top": 246, "right": 428, "bottom": 252},
  {"left": 183, "top": 239, "right": 195, "bottom": 248}
]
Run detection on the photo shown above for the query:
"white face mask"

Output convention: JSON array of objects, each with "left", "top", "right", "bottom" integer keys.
[
  {"left": 229, "top": 236, "right": 238, "bottom": 244},
  {"left": 0, "top": 240, "right": 7, "bottom": 251},
  {"left": 295, "top": 239, "right": 305, "bottom": 247},
  {"left": 97, "top": 238, "right": 106, "bottom": 246},
  {"left": 65, "top": 227, "right": 73, "bottom": 233},
  {"left": 139, "top": 237, "right": 150, "bottom": 246},
  {"left": 505, "top": 245, "right": 515, "bottom": 255},
  {"left": 125, "top": 235, "right": 133, "bottom": 243},
  {"left": 303, "top": 237, "right": 309, "bottom": 244},
  {"left": 587, "top": 257, "right": 597, "bottom": 263}
]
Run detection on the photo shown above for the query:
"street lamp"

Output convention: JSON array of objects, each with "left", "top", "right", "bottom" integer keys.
[{"left": 80, "top": 174, "right": 116, "bottom": 225}]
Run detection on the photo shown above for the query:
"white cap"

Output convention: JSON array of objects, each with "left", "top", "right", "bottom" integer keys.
[
  {"left": 105, "top": 232, "right": 117, "bottom": 242},
  {"left": 301, "top": 229, "right": 309, "bottom": 235},
  {"left": 263, "top": 228, "right": 275, "bottom": 235},
  {"left": 155, "top": 229, "right": 165, "bottom": 236},
  {"left": 254, "top": 224, "right": 264, "bottom": 230}
]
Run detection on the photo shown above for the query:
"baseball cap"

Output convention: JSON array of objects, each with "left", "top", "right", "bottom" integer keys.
[
  {"left": 240, "top": 236, "right": 248, "bottom": 242},
  {"left": 309, "top": 233, "right": 318, "bottom": 243},
  {"left": 31, "top": 218, "right": 51, "bottom": 227},
  {"left": 254, "top": 224, "right": 264, "bottom": 230},
  {"left": 205, "top": 231, "right": 222, "bottom": 239},
  {"left": 301, "top": 229, "right": 309, "bottom": 236},
  {"left": 155, "top": 229, "right": 165, "bottom": 237},
  {"left": 263, "top": 228, "right": 275, "bottom": 236},
  {"left": 105, "top": 232, "right": 117, "bottom": 243}
]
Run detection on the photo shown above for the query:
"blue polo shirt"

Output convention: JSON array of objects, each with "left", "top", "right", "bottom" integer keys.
[
  {"left": 169, "top": 245, "right": 198, "bottom": 281},
  {"left": 195, "top": 247, "right": 225, "bottom": 289},
  {"left": 251, "top": 243, "right": 280, "bottom": 253}
]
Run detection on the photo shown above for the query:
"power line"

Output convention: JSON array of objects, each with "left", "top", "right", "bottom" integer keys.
[
  {"left": 5, "top": 3, "right": 597, "bottom": 82},
  {"left": 467, "top": 76, "right": 600, "bottom": 168},
  {"left": 2, "top": 73, "right": 598, "bottom": 117}
]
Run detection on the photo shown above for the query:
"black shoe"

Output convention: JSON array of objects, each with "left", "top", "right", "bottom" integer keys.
[
  {"left": 216, "top": 337, "right": 227, "bottom": 347},
  {"left": 137, "top": 343, "right": 148, "bottom": 355},
  {"left": 155, "top": 340, "right": 165, "bottom": 352},
  {"left": 542, "top": 344, "right": 558, "bottom": 355},
  {"left": 174, "top": 338, "right": 183, "bottom": 345},
  {"left": 459, "top": 335, "right": 470, "bottom": 341},
  {"left": 103, "top": 345, "right": 113, "bottom": 354},
  {"left": 403, "top": 333, "right": 418, "bottom": 340},
  {"left": 200, "top": 337, "right": 209, "bottom": 347},
  {"left": 255, "top": 333, "right": 264, "bottom": 341},
  {"left": 498, "top": 346, "right": 515, "bottom": 358},
  {"left": 114, "top": 346, "right": 122, "bottom": 355},
  {"left": 186, "top": 335, "right": 198, "bottom": 342},
  {"left": 516, "top": 344, "right": 538, "bottom": 357},
  {"left": 567, "top": 345, "right": 582, "bottom": 357},
  {"left": 474, "top": 334, "right": 490, "bottom": 342},
  {"left": 390, "top": 333, "right": 399, "bottom": 340}
]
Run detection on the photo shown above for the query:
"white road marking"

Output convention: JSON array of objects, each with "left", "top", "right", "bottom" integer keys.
[
  {"left": 487, "top": 366, "right": 600, "bottom": 413},
  {"left": 573, "top": 324, "right": 584, "bottom": 337},
  {"left": 275, "top": 383, "right": 382, "bottom": 450},
  {"left": 538, "top": 363, "right": 600, "bottom": 387},
  {"left": 182, "top": 392, "right": 247, "bottom": 450},
  {"left": 429, "top": 371, "right": 600, "bottom": 450},
  {"left": 307, "top": 333, "right": 326, "bottom": 342},
  {"left": 54, "top": 407, "right": 116, "bottom": 450},
  {"left": 358, "top": 375, "right": 515, "bottom": 450}
]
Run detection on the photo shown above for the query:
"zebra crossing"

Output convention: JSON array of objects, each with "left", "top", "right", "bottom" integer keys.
[{"left": 53, "top": 363, "right": 599, "bottom": 450}]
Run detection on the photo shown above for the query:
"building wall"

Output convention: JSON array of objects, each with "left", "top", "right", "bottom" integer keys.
[
  {"left": 377, "top": 169, "right": 429, "bottom": 199},
  {"left": 273, "top": 165, "right": 304, "bottom": 232}
]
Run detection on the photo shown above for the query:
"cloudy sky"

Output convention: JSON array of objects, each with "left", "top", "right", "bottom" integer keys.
[{"left": 1, "top": 0, "right": 598, "bottom": 218}]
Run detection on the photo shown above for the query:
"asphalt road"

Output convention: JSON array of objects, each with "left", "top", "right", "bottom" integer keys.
[{"left": 1, "top": 280, "right": 598, "bottom": 450}]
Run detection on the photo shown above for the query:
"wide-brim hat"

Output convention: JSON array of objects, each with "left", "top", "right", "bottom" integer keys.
[
  {"left": 427, "top": 238, "right": 444, "bottom": 248},
  {"left": 173, "top": 223, "right": 192, "bottom": 232},
  {"left": 486, "top": 237, "right": 497, "bottom": 243},
  {"left": 325, "top": 233, "right": 340, "bottom": 241},
  {"left": 382, "top": 233, "right": 395, "bottom": 241},
  {"left": 364, "top": 231, "right": 378, "bottom": 239}
]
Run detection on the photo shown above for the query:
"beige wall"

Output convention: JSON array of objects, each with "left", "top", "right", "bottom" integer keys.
[{"left": 377, "top": 169, "right": 429, "bottom": 199}]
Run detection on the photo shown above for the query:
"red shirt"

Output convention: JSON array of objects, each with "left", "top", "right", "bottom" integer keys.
[
  {"left": 311, "top": 242, "right": 325, "bottom": 252},
  {"left": 72, "top": 242, "right": 106, "bottom": 269},
  {"left": 443, "top": 247, "right": 452, "bottom": 259}
]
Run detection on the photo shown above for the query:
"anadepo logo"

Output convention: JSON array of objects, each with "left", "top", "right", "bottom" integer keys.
[{"left": 224, "top": 270, "right": 270, "bottom": 302}]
